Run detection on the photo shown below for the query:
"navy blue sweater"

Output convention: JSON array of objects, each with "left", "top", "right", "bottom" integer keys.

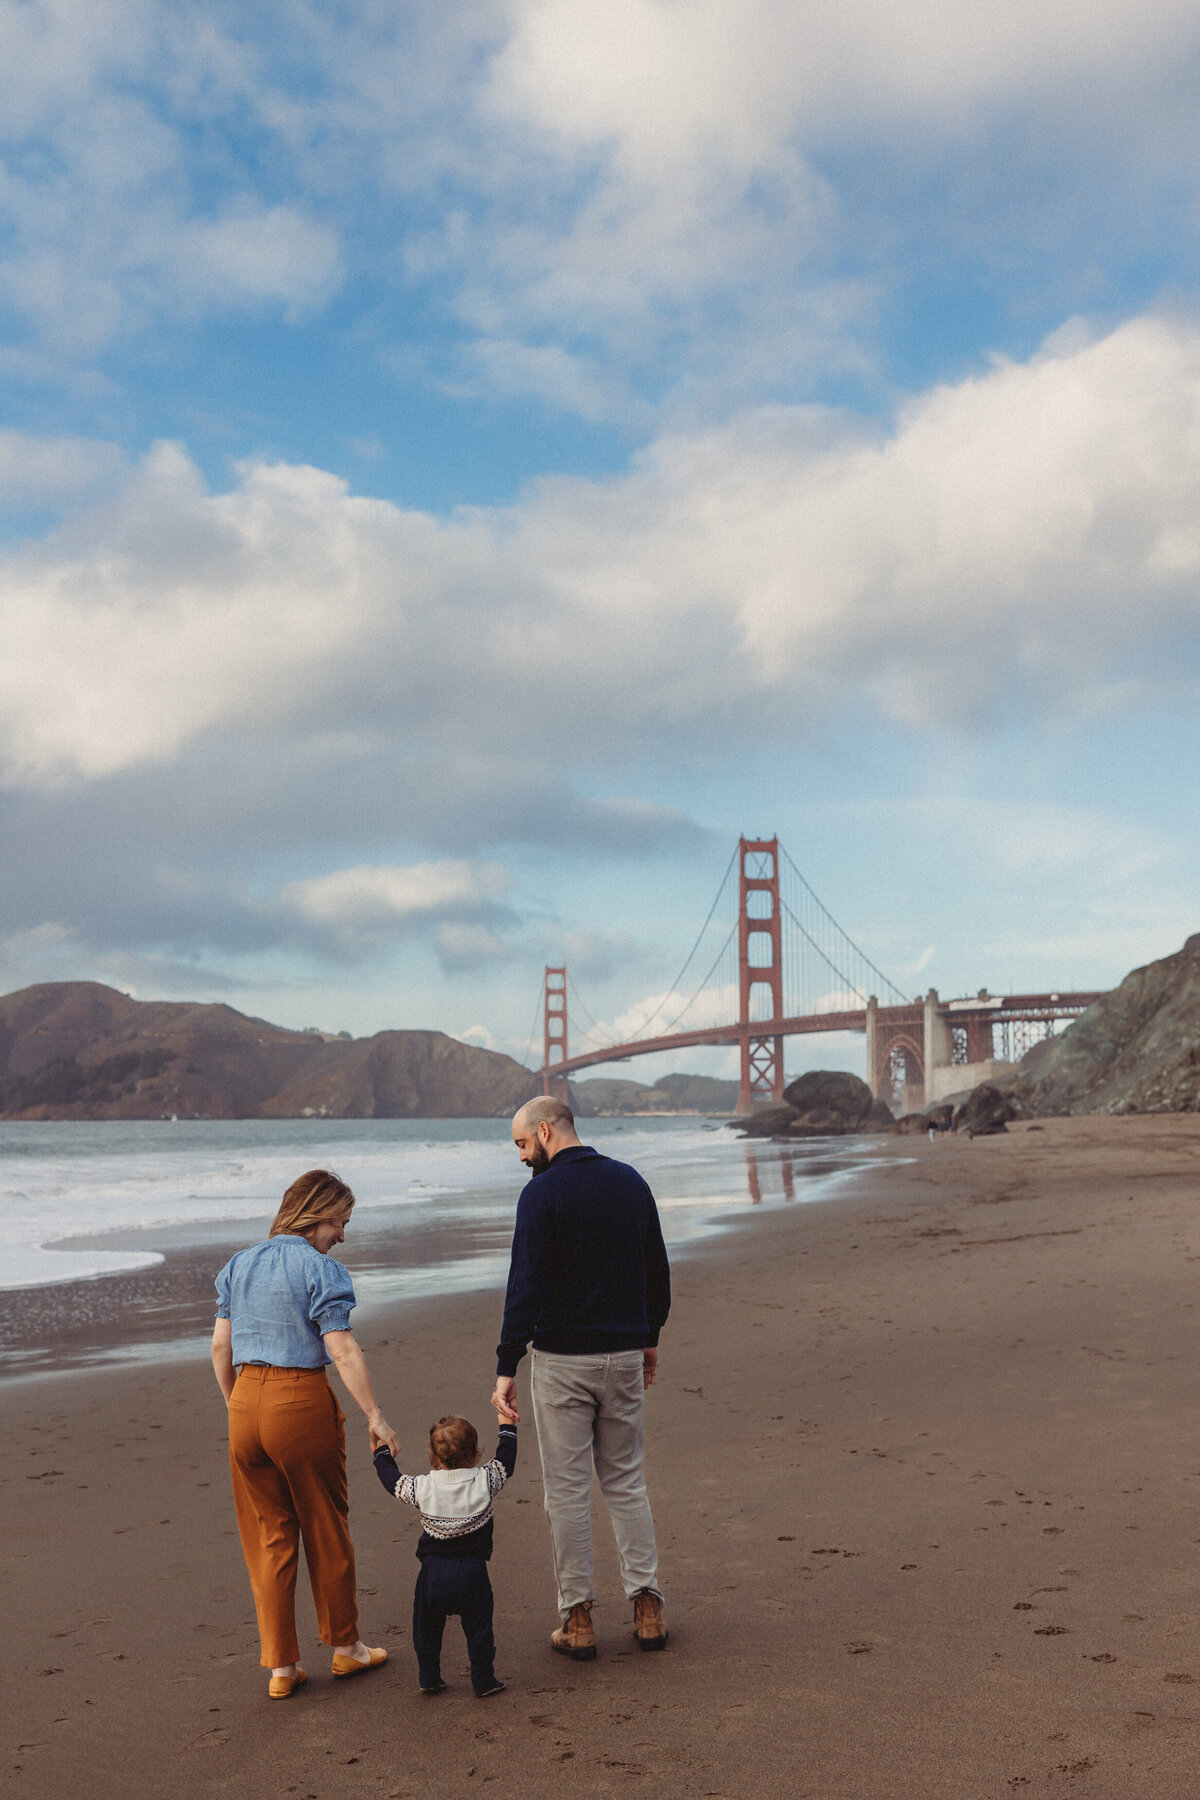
[{"left": 496, "top": 1144, "right": 671, "bottom": 1378}]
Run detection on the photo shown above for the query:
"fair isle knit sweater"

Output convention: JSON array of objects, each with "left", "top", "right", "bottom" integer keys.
[{"left": 373, "top": 1425, "right": 517, "bottom": 1562}]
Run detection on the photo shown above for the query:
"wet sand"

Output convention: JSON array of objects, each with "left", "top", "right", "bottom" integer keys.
[{"left": 6, "top": 1115, "right": 1200, "bottom": 1798}]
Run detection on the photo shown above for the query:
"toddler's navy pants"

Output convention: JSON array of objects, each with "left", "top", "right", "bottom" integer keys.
[{"left": 412, "top": 1556, "right": 496, "bottom": 1693}]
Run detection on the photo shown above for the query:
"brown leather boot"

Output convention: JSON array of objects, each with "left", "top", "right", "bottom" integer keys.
[
  {"left": 551, "top": 1602, "right": 596, "bottom": 1661},
  {"left": 633, "top": 1590, "right": 668, "bottom": 1650}
]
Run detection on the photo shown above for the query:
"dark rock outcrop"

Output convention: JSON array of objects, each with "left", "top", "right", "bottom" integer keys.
[
  {"left": 1012, "top": 933, "right": 1200, "bottom": 1116},
  {"left": 734, "top": 1102, "right": 801, "bottom": 1139},
  {"left": 953, "top": 1081, "right": 1019, "bottom": 1137},
  {"left": 781, "top": 1070, "right": 876, "bottom": 1133},
  {"left": 892, "top": 1111, "right": 933, "bottom": 1135},
  {"left": 863, "top": 1095, "right": 898, "bottom": 1133},
  {"left": 735, "top": 1070, "right": 887, "bottom": 1138},
  {"left": 0, "top": 982, "right": 541, "bottom": 1120}
]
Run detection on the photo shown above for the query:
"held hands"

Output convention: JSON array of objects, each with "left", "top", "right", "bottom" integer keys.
[
  {"left": 369, "top": 1415, "right": 400, "bottom": 1457},
  {"left": 491, "top": 1376, "right": 519, "bottom": 1424},
  {"left": 642, "top": 1347, "right": 658, "bottom": 1391}
]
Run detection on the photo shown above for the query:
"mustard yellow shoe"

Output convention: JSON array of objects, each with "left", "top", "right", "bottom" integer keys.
[
  {"left": 332, "top": 1646, "right": 387, "bottom": 1679},
  {"left": 268, "top": 1667, "right": 307, "bottom": 1699}
]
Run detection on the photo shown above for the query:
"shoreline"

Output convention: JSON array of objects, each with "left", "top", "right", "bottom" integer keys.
[
  {"left": 10, "top": 1114, "right": 1200, "bottom": 1797},
  {"left": 0, "top": 1132, "right": 897, "bottom": 1383}
]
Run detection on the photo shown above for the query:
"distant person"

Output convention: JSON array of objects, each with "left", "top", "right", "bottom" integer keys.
[
  {"left": 373, "top": 1410, "right": 517, "bottom": 1698},
  {"left": 492, "top": 1096, "right": 671, "bottom": 1659},
  {"left": 211, "top": 1169, "right": 399, "bottom": 1699}
]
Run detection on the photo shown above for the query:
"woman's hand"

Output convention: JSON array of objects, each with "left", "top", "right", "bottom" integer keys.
[{"left": 369, "top": 1415, "right": 400, "bottom": 1457}]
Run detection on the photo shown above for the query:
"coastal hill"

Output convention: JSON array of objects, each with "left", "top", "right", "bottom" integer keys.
[
  {"left": 0, "top": 982, "right": 543, "bottom": 1120},
  {"left": 570, "top": 1072, "right": 740, "bottom": 1115},
  {"left": 1015, "top": 932, "right": 1200, "bottom": 1116},
  {"left": 0, "top": 981, "right": 735, "bottom": 1121}
]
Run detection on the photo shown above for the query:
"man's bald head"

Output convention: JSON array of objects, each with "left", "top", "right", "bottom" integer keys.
[
  {"left": 511, "top": 1094, "right": 581, "bottom": 1173},
  {"left": 513, "top": 1095, "right": 576, "bottom": 1136}
]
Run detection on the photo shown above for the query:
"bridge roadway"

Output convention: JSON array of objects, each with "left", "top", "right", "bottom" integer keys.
[{"left": 544, "top": 992, "right": 1107, "bottom": 1082}]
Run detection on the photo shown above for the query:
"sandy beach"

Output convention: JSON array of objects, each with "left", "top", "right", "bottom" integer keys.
[{"left": 7, "top": 1114, "right": 1200, "bottom": 1798}]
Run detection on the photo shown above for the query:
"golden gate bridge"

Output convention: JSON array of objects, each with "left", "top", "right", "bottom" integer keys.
[{"left": 535, "top": 836, "right": 1104, "bottom": 1115}]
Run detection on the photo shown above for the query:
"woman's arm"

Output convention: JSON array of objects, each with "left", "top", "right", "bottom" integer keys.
[
  {"left": 211, "top": 1317, "right": 236, "bottom": 1403},
  {"left": 323, "top": 1330, "right": 400, "bottom": 1455}
]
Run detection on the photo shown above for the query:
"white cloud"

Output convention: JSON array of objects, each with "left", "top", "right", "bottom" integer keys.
[
  {"left": 284, "top": 860, "right": 510, "bottom": 931},
  {"left": 0, "top": 430, "right": 121, "bottom": 508},
  {"left": 594, "top": 980, "right": 741, "bottom": 1049},
  {"left": 488, "top": 0, "right": 1200, "bottom": 157},
  {"left": 278, "top": 859, "right": 516, "bottom": 969},
  {"left": 386, "top": 0, "right": 1200, "bottom": 412},
  {"left": 166, "top": 206, "right": 341, "bottom": 315},
  {"left": 4, "top": 314, "right": 1200, "bottom": 790},
  {"left": 4, "top": 1, "right": 1200, "bottom": 405},
  {"left": 0, "top": 5, "right": 343, "bottom": 349}
]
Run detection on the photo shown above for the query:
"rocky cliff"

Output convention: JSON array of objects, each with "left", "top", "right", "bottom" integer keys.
[
  {"left": 0, "top": 982, "right": 542, "bottom": 1120},
  {"left": 1015, "top": 934, "right": 1200, "bottom": 1116}
]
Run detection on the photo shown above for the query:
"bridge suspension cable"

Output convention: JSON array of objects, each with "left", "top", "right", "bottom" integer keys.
[
  {"left": 778, "top": 845, "right": 908, "bottom": 1009},
  {"left": 779, "top": 896, "right": 873, "bottom": 1007},
  {"left": 566, "top": 971, "right": 621, "bottom": 1049},
  {"left": 608, "top": 843, "right": 739, "bottom": 1045},
  {"left": 649, "top": 920, "right": 739, "bottom": 1039}
]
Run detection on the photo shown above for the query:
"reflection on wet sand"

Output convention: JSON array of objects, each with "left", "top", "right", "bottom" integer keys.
[{"left": 743, "top": 1140, "right": 859, "bottom": 1205}]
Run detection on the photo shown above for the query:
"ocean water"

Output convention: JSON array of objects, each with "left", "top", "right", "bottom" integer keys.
[{"left": 0, "top": 1117, "right": 886, "bottom": 1375}]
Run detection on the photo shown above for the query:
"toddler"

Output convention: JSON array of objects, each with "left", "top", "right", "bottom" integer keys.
[{"left": 373, "top": 1411, "right": 517, "bottom": 1697}]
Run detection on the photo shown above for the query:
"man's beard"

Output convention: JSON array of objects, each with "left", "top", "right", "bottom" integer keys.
[{"left": 526, "top": 1143, "right": 550, "bottom": 1175}]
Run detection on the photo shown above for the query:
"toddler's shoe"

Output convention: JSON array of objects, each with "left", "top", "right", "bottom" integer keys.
[{"left": 420, "top": 1679, "right": 447, "bottom": 1695}]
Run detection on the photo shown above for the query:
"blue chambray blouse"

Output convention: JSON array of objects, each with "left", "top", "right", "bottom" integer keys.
[{"left": 214, "top": 1233, "right": 356, "bottom": 1368}]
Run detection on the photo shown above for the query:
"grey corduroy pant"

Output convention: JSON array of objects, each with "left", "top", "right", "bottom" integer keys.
[{"left": 530, "top": 1347, "right": 663, "bottom": 1618}]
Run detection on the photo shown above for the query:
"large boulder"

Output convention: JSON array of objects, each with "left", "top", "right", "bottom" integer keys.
[
  {"left": 953, "top": 1081, "right": 1019, "bottom": 1137},
  {"left": 735, "top": 1070, "right": 879, "bottom": 1138},
  {"left": 733, "top": 1103, "right": 801, "bottom": 1139},
  {"left": 863, "top": 1095, "right": 896, "bottom": 1132},
  {"left": 782, "top": 1070, "right": 875, "bottom": 1133}
]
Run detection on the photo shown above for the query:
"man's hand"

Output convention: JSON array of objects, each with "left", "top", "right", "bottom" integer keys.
[
  {"left": 491, "top": 1376, "right": 519, "bottom": 1423},
  {"left": 642, "top": 1347, "right": 658, "bottom": 1391}
]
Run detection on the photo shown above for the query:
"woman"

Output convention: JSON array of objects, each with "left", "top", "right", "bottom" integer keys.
[{"left": 211, "top": 1168, "right": 400, "bottom": 1699}]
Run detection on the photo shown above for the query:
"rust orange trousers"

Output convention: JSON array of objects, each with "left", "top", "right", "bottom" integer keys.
[{"left": 228, "top": 1365, "right": 359, "bottom": 1668}]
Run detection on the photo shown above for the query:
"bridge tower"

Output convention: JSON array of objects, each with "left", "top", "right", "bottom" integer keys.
[
  {"left": 541, "top": 966, "right": 569, "bottom": 1101},
  {"left": 736, "top": 836, "right": 785, "bottom": 1114}
]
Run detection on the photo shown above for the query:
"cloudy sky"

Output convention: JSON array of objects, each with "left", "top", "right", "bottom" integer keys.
[{"left": 4, "top": 0, "right": 1200, "bottom": 1080}]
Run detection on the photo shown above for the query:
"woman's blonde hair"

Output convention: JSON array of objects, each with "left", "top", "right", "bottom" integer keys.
[{"left": 269, "top": 1169, "right": 355, "bottom": 1241}]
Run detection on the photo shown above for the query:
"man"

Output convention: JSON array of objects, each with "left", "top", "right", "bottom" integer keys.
[{"left": 492, "top": 1095, "right": 670, "bottom": 1658}]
